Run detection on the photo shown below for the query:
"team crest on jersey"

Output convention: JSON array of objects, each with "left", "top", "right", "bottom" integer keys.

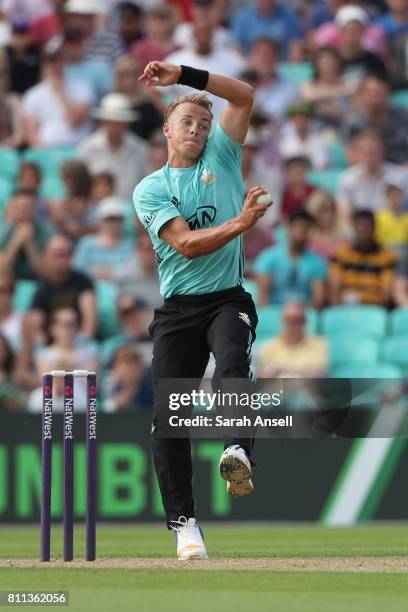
[
  {"left": 201, "top": 168, "right": 215, "bottom": 186},
  {"left": 239, "top": 312, "right": 251, "bottom": 327},
  {"left": 144, "top": 212, "right": 157, "bottom": 228}
]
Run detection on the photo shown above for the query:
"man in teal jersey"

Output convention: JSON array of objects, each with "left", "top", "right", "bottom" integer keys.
[{"left": 134, "top": 60, "right": 271, "bottom": 560}]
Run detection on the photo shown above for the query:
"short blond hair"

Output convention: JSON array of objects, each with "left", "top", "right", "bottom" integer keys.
[{"left": 164, "top": 93, "right": 214, "bottom": 122}]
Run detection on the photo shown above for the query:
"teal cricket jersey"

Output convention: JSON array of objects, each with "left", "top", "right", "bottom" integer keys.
[{"left": 133, "top": 122, "right": 245, "bottom": 298}]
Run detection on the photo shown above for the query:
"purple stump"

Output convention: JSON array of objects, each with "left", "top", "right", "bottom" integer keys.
[
  {"left": 40, "top": 374, "right": 53, "bottom": 562},
  {"left": 86, "top": 374, "right": 97, "bottom": 561},
  {"left": 63, "top": 373, "right": 74, "bottom": 562}
]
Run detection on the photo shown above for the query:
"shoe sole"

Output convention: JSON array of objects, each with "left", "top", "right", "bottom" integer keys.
[
  {"left": 227, "top": 479, "right": 253, "bottom": 497},
  {"left": 178, "top": 546, "right": 208, "bottom": 561},
  {"left": 219, "top": 454, "right": 252, "bottom": 483}
]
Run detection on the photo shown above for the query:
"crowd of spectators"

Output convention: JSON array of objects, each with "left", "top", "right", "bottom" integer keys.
[{"left": 1, "top": 0, "right": 408, "bottom": 410}]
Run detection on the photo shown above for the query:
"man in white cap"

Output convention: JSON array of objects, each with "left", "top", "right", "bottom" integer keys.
[
  {"left": 65, "top": 0, "right": 124, "bottom": 63},
  {"left": 76, "top": 92, "right": 147, "bottom": 199},
  {"left": 335, "top": 5, "right": 387, "bottom": 84}
]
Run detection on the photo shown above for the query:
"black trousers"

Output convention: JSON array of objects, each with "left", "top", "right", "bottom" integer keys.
[{"left": 149, "top": 285, "right": 258, "bottom": 527}]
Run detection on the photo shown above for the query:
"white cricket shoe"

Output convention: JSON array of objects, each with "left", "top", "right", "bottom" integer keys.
[
  {"left": 219, "top": 445, "right": 253, "bottom": 497},
  {"left": 170, "top": 516, "right": 209, "bottom": 560}
]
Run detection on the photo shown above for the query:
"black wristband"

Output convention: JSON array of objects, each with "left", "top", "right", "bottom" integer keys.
[{"left": 177, "top": 65, "right": 209, "bottom": 90}]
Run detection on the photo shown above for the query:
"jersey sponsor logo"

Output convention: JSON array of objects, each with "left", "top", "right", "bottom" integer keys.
[
  {"left": 186, "top": 205, "right": 217, "bottom": 230},
  {"left": 144, "top": 212, "right": 157, "bottom": 228},
  {"left": 171, "top": 196, "right": 180, "bottom": 209},
  {"left": 239, "top": 312, "right": 251, "bottom": 327}
]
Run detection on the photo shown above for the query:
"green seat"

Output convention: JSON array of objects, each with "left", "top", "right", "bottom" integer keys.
[
  {"left": 329, "top": 140, "right": 348, "bottom": 168},
  {"left": 242, "top": 278, "right": 258, "bottom": 305},
  {"left": 322, "top": 305, "right": 387, "bottom": 339},
  {"left": 256, "top": 305, "right": 282, "bottom": 342},
  {"left": 328, "top": 334, "right": 379, "bottom": 366},
  {"left": 278, "top": 62, "right": 313, "bottom": 85},
  {"left": 40, "top": 175, "right": 65, "bottom": 199},
  {"left": 22, "top": 146, "right": 76, "bottom": 175},
  {"left": 12, "top": 279, "right": 38, "bottom": 311},
  {"left": 101, "top": 335, "right": 127, "bottom": 366},
  {"left": 123, "top": 200, "right": 137, "bottom": 240},
  {"left": 381, "top": 336, "right": 408, "bottom": 373},
  {"left": 96, "top": 281, "right": 121, "bottom": 339},
  {"left": 331, "top": 363, "right": 402, "bottom": 378},
  {"left": 256, "top": 305, "right": 318, "bottom": 343},
  {"left": 0, "top": 149, "right": 20, "bottom": 179},
  {"left": 390, "top": 89, "right": 408, "bottom": 109},
  {"left": 307, "top": 169, "right": 343, "bottom": 195},
  {"left": 390, "top": 308, "right": 408, "bottom": 336},
  {"left": 273, "top": 224, "right": 288, "bottom": 247},
  {"left": 0, "top": 177, "right": 13, "bottom": 210}
]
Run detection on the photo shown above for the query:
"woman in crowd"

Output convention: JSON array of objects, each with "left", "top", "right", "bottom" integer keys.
[
  {"left": 301, "top": 46, "right": 356, "bottom": 129},
  {"left": 307, "top": 189, "right": 345, "bottom": 259},
  {"left": 32, "top": 307, "right": 98, "bottom": 411}
]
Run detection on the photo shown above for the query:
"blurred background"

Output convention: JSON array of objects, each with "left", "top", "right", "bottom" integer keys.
[{"left": 0, "top": 0, "right": 408, "bottom": 526}]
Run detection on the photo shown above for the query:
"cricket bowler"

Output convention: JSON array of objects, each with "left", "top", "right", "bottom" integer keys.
[{"left": 133, "top": 60, "right": 271, "bottom": 560}]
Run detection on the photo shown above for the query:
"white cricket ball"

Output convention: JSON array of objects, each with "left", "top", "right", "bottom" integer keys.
[{"left": 256, "top": 192, "right": 272, "bottom": 206}]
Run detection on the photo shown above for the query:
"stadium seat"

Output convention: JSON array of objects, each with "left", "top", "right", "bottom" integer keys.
[
  {"left": 12, "top": 279, "right": 38, "bottom": 311},
  {"left": 40, "top": 175, "right": 65, "bottom": 199},
  {"left": 381, "top": 336, "right": 408, "bottom": 373},
  {"left": 255, "top": 305, "right": 282, "bottom": 342},
  {"left": 307, "top": 169, "right": 343, "bottom": 195},
  {"left": 0, "top": 148, "right": 20, "bottom": 179},
  {"left": 95, "top": 281, "right": 121, "bottom": 339},
  {"left": 278, "top": 62, "right": 313, "bottom": 85},
  {"left": 100, "top": 335, "right": 126, "bottom": 366},
  {"left": 331, "top": 363, "right": 402, "bottom": 378},
  {"left": 321, "top": 305, "right": 387, "bottom": 339},
  {"left": 273, "top": 224, "right": 288, "bottom": 247},
  {"left": 0, "top": 178, "right": 14, "bottom": 209},
  {"left": 256, "top": 305, "right": 318, "bottom": 344},
  {"left": 123, "top": 200, "right": 137, "bottom": 240},
  {"left": 328, "top": 334, "right": 379, "bottom": 367},
  {"left": 22, "top": 146, "right": 76, "bottom": 175},
  {"left": 390, "top": 89, "right": 408, "bottom": 109},
  {"left": 389, "top": 308, "right": 408, "bottom": 336},
  {"left": 329, "top": 140, "right": 348, "bottom": 168}
]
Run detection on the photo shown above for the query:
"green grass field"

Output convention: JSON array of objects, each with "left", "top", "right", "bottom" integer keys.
[{"left": 1, "top": 524, "right": 408, "bottom": 612}]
